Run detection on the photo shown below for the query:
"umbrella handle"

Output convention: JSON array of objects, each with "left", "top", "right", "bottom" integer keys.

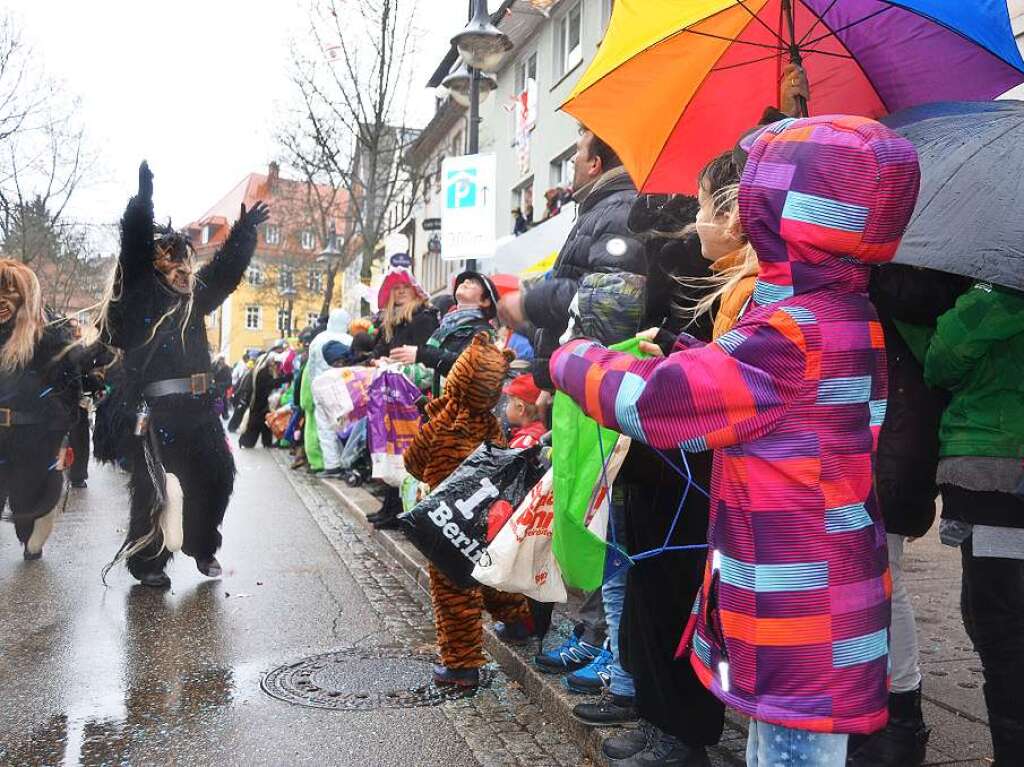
[{"left": 781, "top": 0, "right": 809, "bottom": 118}]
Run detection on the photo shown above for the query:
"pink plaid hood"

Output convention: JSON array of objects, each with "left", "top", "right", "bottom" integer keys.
[
  {"left": 550, "top": 117, "right": 920, "bottom": 733},
  {"left": 740, "top": 115, "right": 920, "bottom": 305}
]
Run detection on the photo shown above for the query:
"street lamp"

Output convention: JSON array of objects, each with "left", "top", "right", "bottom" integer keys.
[
  {"left": 441, "top": 63, "right": 497, "bottom": 108},
  {"left": 279, "top": 285, "right": 297, "bottom": 337},
  {"left": 452, "top": 0, "right": 513, "bottom": 72},
  {"left": 317, "top": 226, "right": 345, "bottom": 313},
  {"left": 316, "top": 227, "right": 343, "bottom": 269},
  {"left": 445, "top": 0, "right": 514, "bottom": 271}
]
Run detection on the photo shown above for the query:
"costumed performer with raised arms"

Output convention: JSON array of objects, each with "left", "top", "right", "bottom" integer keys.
[{"left": 96, "top": 161, "right": 268, "bottom": 588}]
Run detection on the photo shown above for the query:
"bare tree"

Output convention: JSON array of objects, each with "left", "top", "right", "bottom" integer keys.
[
  {"left": 280, "top": 0, "right": 422, "bottom": 313},
  {"left": 272, "top": 127, "right": 352, "bottom": 316},
  {"left": 0, "top": 13, "right": 99, "bottom": 314},
  {"left": 0, "top": 16, "right": 46, "bottom": 145}
]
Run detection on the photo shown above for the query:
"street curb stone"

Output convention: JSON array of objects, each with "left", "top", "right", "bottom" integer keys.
[{"left": 318, "top": 476, "right": 747, "bottom": 767}]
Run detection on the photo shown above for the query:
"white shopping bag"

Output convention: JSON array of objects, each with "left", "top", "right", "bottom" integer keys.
[{"left": 473, "top": 469, "right": 567, "bottom": 603}]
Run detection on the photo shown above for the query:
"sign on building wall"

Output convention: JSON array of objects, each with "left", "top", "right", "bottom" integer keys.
[{"left": 441, "top": 154, "right": 497, "bottom": 261}]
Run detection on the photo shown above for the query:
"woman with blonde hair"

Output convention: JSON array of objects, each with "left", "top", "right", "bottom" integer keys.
[
  {"left": 0, "top": 259, "right": 80, "bottom": 559},
  {"left": 371, "top": 267, "right": 437, "bottom": 360}
]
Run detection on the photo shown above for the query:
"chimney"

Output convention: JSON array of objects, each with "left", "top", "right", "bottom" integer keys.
[{"left": 267, "top": 161, "right": 280, "bottom": 192}]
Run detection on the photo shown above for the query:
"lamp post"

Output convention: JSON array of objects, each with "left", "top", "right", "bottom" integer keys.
[
  {"left": 279, "top": 285, "right": 297, "bottom": 337},
  {"left": 317, "top": 226, "right": 344, "bottom": 316},
  {"left": 446, "top": 0, "right": 512, "bottom": 272}
]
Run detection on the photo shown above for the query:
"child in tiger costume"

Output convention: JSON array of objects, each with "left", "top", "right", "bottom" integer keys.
[{"left": 404, "top": 331, "right": 532, "bottom": 688}]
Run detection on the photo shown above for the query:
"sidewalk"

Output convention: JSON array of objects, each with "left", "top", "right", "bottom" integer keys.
[{"left": 318, "top": 476, "right": 995, "bottom": 767}]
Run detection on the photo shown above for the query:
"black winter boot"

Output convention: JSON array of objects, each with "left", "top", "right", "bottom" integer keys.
[
  {"left": 846, "top": 687, "right": 929, "bottom": 767},
  {"left": 989, "top": 713, "right": 1024, "bottom": 767}
]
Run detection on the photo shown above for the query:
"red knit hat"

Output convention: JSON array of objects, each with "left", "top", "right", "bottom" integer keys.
[
  {"left": 502, "top": 374, "right": 542, "bottom": 404},
  {"left": 378, "top": 267, "right": 427, "bottom": 309}
]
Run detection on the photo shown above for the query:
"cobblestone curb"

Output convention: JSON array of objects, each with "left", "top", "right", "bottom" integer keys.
[{"left": 316, "top": 475, "right": 748, "bottom": 767}]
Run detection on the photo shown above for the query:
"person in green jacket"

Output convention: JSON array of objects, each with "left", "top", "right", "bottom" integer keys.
[
  {"left": 299, "top": 357, "right": 323, "bottom": 472},
  {"left": 924, "top": 281, "right": 1024, "bottom": 767}
]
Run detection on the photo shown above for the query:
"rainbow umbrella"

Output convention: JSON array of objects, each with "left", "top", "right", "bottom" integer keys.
[{"left": 563, "top": 0, "right": 1024, "bottom": 195}]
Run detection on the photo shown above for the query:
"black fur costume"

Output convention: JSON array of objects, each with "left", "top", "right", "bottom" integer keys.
[
  {"left": 0, "top": 320, "right": 79, "bottom": 556},
  {"left": 97, "top": 162, "right": 265, "bottom": 581},
  {"left": 237, "top": 354, "right": 281, "bottom": 449}
]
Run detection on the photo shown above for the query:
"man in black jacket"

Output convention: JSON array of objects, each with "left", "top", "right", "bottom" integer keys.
[
  {"left": 497, "top": 127, "right": 645, "bottom": 676},
  {"left": 498, "top": 127, "right": 645, "bottom": 390}
]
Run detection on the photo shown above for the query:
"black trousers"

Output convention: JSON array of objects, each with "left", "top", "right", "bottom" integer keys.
[
  {"left": 619, "top": 446, "right": 725, "bottom": 747},
  {"left": 238, "top": 406, "right": 273, "bottom": 448},
  {"left": 68, "top": 406, "right": 90, "bottom": 482},
  {"left": 126, "top": 415, "right": 235, "bottom": 577},
  {"left": 959, "top": 533, "right": 1024, "bottom": 765},
  {"left": 0, "top": 427, "right": 65, "bottom": 544}
]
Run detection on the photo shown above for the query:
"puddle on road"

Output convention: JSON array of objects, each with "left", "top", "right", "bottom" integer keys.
[{"left": 0, "top": 581, "right": 270, "bottom": 766}]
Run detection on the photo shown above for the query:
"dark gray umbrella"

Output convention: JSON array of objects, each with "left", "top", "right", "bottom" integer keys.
[{"left": 882, "top": 100, "right": 1024, "bottom": 291}]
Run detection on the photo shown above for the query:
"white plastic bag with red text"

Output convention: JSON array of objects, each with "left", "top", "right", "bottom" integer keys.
[{"left": 473, "top": 469, "right": 567, "bottom": 603}]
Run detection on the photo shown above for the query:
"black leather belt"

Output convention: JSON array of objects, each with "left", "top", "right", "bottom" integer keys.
[
  {"left": 143, "top": 373, "right": 210, "bottom": 399},
  {"left": 0, "top": 407, "right": 49, "bottom": 427}
]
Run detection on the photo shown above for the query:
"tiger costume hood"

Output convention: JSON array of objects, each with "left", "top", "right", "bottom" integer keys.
[{"left": 404, "top": 332, "right": 513, "bottom": 489}]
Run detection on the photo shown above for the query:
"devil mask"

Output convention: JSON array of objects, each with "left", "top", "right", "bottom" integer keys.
[
  {"left": 0, "top": 280, "right": 22, "bottom": 326},
  {"left": 153, "top": 229, "right": 196, "bottom": 295}
]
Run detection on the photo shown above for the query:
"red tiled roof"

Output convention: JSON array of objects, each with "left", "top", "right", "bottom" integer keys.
[{"left": 186, "top": 168, "right": 350, "bottom": 255}]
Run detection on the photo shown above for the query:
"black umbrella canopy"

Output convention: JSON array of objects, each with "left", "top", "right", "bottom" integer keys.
[{"left": 882, "top": 100, "right": 1024, "bottom": 292}]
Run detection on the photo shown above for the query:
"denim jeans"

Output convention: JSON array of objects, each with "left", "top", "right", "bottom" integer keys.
[
  {"left": 746, "top": 721, "right": 847, "bottom": 766},
  {"left": 603, "top": 501, "right": 635, "bottom": 698}
]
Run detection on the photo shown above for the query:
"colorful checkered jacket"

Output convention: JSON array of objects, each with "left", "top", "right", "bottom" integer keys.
[{"left": 550, "top": 116, "right": 920, "bottom": 734}]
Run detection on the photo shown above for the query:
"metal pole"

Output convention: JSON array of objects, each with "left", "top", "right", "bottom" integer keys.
[
  {"left": 465, "top": 68, "right": 481, "bottom": 272},
  {"left": 780, "top": 0, "right": 808, "bottom": 117},
  {"left": 464, "top": 0, "right": 483, "bottom": 273}
]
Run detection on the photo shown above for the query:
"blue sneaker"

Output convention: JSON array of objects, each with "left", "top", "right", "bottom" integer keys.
[
  {"left": 534, "top": 629, "right": 603, "bottom": 674},
  {"left": 565, "top": 642, "right": 613, "bottom": 693}
]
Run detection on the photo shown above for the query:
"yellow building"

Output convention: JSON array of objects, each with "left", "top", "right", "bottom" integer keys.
[{"left": 186, "top": 163, "right": 350, "bottom": 363}]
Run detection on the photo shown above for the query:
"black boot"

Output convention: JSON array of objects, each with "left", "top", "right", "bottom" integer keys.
[
  {"left": 372, "top": 489, "right": 403, "bottom": 530},
  {"left": 615, "top": 728, "right": 711, "bottom": 766},
  {"left": 846, "top": 687, "right": 929, "bottom": 767},
  {"left": 989, "top": 713, "right": 1024, "bottom": 767}
]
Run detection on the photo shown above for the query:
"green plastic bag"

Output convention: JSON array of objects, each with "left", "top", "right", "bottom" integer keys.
[{"left": 551, "top": 337, "right": 644, "bottom": 590}]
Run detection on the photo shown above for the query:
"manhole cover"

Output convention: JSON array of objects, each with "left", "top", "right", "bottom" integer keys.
[{"left": 261, "top": 647, "right": 493, "bottom": 710}]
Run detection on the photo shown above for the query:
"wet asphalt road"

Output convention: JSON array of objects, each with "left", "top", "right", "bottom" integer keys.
[{"left": 0, "top": 442, "right": 579, "bottom": 767}]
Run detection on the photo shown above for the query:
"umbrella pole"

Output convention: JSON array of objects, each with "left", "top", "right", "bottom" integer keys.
[{"left": 781, "top": 0, "right": 809, "bottom": 117}]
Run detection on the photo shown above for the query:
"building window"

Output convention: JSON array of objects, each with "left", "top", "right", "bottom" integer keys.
[
  {"left": 245, "top": 305, "right": 261, "bottom": 330},
  {"left": 201, "top": 225, "right": 211, "bottom": 245},
  {"left": 264, "top": 224, "right": 281, "bottom": 245},
  {"left": 277, "top": 308, "right": 292, "bottom": 334},
  {"left": 513, "top": 52, "right": 539, "bottom": 143},
  {"left": 515, "top": 52, "right": 538, "bottom": 96},
  {"left": 300, "top": 229, "right": 316, "bottom": 250},
  {"left": 247, "top": 265, "right": 263, "bottom": 286},
  {"left": 555, "top": 3, "right": 583, "bottom": 80},
  {"left": 278, "top": 266, "right": 294, "bottom": 290},
  {"left": 307, "top": 269, "right": 323, "bottom": 293},
  {"left": 602, "top": 0, "right": 614, "bottom": 32},
  {"left": 551, "top": 147, "right": 575, "bottom": 188},
  {"left": 307, "top": 312, "right": 320, "bottom": 329},
  {"left": 512, "top": 179, "right": 534, "bottom": 233}
]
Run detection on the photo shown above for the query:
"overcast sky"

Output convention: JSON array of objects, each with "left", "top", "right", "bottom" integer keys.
[{"left": 3, "top": 0, "right": 474, "bottom": 249}]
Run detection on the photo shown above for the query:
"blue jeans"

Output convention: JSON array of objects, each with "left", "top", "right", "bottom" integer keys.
[
  {"left": 746, "top": 721, "right": 847, "bottom": 766},
  {"left": 603, "top": 501, "right": 635, "bottom": 698}
]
